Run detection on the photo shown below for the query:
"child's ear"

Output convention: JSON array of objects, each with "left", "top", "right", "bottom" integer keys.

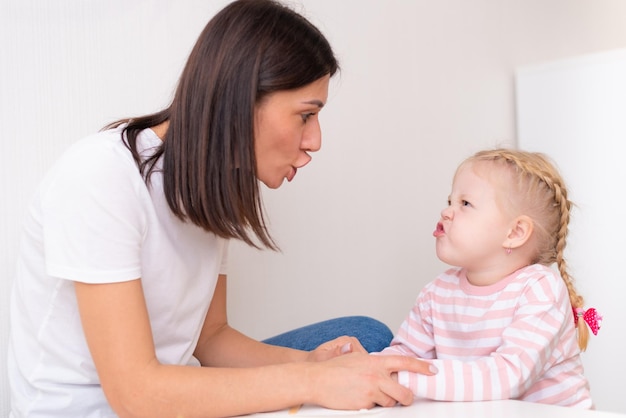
[{"left": 504, "top": 215, "right": 534, "bottom": 249}]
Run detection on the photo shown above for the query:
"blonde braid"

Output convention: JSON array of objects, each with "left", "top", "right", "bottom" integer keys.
[
  {"left": 470, "top": 149, "right": 589, "bottom": 350},
  {"left": 535, "top": 161, "right": 589, "bottom": 351}
]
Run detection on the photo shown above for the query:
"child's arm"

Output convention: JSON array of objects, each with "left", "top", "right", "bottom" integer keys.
[
  {"left": 378, "top": 282, "right": 438, "bottom": 360},
  {"left": 396, "top": 277, "right": 576, "bottom": 402}
]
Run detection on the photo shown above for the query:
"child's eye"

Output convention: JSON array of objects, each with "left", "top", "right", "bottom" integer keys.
[{"left": 461, "top": 200, "right": 471, "bottom": 207}]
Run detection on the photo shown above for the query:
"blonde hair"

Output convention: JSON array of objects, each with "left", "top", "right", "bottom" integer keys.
[{"left": 465, "top": 148, "right": 590, "bottom": 351}]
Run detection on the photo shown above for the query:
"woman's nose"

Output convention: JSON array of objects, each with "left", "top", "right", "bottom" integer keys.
[{"left": 302, "top": 120, "right": 322, "bottom": 152}]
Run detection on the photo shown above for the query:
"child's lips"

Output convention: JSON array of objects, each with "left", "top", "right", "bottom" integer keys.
[{"left": 433, "top": 222, "right": 445, "bottom": 237}]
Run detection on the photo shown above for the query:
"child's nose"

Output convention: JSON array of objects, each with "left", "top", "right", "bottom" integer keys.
[{"left": 441, "top": 206, "right": 453, "bottom": 220}]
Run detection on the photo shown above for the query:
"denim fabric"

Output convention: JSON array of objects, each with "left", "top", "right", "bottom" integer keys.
[{"left": 262, "top": 316, "right": 393, "bottom": 353}]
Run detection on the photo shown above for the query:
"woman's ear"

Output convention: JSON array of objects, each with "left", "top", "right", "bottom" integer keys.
[{"left": 504, "top": 215, "right": 534, "bottom": 250}]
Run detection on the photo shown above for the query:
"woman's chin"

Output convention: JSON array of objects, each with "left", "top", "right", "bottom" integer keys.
[{"left": 260, "top": 178, "right": 284, "bottom": 189}]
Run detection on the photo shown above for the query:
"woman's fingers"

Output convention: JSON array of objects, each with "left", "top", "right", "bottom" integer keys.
[
  {"left": 308, "top": 352, "right": 436, "bottom": 410},
  {"left": 307, "top": 336, "right": 367, "bottom": 362},
  {"left": 377, "top": 373, "right": 415, "bottom": 406},
  {"left": 380, "top": 354, "right": 438, "bottom": 376},
  {"left": 374, "top": 354, "right": 436, "bottom": 406}
]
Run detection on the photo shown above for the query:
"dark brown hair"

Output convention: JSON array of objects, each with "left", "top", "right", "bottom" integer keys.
[{"left": 106, "top": 0, "right": 339, "bottom": 250}]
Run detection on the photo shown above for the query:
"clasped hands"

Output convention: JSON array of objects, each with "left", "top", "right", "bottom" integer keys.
[{"left": 302, "top": 336, "right": 436, "bottom": 410}]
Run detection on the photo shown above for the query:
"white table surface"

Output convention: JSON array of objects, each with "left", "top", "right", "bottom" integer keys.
[{"left": 246, "top": 400, "right": 626, "bottom": 418}]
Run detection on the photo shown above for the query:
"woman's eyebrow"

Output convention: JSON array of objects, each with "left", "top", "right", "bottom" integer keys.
[{"left": 302, "top": 99, "right": 325, "bottom": 108}]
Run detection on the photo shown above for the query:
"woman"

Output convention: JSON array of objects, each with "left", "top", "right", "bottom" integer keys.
[{"left": 8, "top": 1, "right": 435, "bottom": 417}]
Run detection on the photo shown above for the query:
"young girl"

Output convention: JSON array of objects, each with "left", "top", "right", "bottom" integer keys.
[{"left": 380, "top": 148, "right": 601, "bottom": 408}]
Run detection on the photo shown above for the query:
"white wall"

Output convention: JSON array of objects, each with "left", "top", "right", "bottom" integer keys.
[
  {"left": 2, "top": 0, "right": 626, "bottom": 415},
  {"left": 516, "top": 49, "right": 626, "bottom": 414}
]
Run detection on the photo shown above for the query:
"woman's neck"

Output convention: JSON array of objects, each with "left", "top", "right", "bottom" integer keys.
[{"left": 151, "top": 121, "right": 169, "bottom": 141}]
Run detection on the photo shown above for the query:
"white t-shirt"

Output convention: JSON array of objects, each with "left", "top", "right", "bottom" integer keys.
[{"left": 8, "top": 127, "right": 228, "bottom": 417}]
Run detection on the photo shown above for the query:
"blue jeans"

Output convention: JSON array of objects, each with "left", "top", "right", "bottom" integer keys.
[{"left": 262, "top": 316, "right": 393, "bottom": 353}]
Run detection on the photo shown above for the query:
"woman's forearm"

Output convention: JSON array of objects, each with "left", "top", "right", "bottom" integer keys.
[{"left": 194, "top": 324, "right": 308, "bottom": 368}]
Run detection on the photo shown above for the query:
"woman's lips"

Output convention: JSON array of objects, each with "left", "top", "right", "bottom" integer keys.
[{"left": 287, "top": 167, "right": 297, "bottom": 182}]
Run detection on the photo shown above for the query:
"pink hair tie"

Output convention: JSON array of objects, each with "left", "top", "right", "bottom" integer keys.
[{"left": 573, "top": 307, "right": 603, "bottom": 335}]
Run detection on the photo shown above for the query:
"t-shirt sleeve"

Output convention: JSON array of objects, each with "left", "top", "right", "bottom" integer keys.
[
  {"left": 41, "top": 139, "right": 149, "bottom": 283},
  {"left": 219, "top": 240, "right": 229, "bottom": 276}
]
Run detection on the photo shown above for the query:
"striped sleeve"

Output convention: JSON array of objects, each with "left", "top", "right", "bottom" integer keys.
[{"left": 380, "top": 265, "right": 574, "bottom": 402}]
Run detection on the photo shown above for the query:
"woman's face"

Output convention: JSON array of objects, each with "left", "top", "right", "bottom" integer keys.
[{"left": 254, "top": 75, "right": 330, "bottom": 189}]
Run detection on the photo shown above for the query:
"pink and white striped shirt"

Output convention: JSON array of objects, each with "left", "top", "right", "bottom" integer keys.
[{"left": 380, "top": 264, "right": 592, "bottom": 408}]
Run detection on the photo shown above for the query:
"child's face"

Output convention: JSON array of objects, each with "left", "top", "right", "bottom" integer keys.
[{"left": 434, "top": 161, "right": 513, "bottom": 272}]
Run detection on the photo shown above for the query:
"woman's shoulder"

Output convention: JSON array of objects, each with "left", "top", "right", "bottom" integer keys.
[
  {"left": 50, "top": 126, "right": 161, "bottom": 178},
  {"left": 55, "top": 128, "right": 131, "bottom": 166},
  {"left": 39, "top": 128, "right": 156, "bottom": 203},
  {"left": 63, "top": 126, "right": 158, "bottom": 161}
]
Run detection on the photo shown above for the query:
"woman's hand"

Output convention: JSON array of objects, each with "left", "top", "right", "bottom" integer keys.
[
  {"left": 306, "top": 352, "right": 436, "bottom": 410},
  {"left": 306, "top": 336, "right": 367, "bottom": 362}
]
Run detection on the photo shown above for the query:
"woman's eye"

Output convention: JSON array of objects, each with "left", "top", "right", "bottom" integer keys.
[{"left": 301, "top": 112, "right": 315, "bottom": 123}]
